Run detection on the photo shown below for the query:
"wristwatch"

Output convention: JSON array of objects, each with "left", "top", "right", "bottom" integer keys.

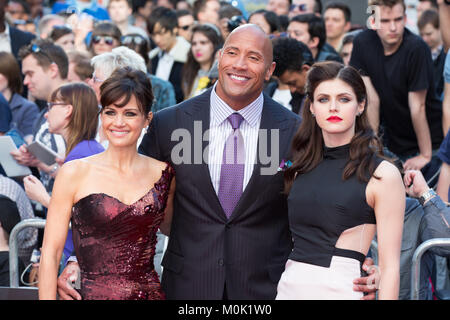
[{"left": 419, "top": 189, "right": 437, "bottom": 205}]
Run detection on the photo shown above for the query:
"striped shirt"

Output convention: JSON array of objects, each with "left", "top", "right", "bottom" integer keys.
[
  {"left": 208, "top": 85, "right": 264, "bottom": 194},
  {"left": 0, "top": 175, "right": 37, "bottom": 262}
]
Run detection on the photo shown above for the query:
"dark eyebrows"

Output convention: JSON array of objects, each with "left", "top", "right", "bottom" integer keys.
[
  {"left": 223, "top": 45, "right": 238, "bottom": 52},
  {"left": 314, "top": 93, "right": 354, "bottom": 100},
  {"left": 223, "top": 46, "right": 264, "bottom": 59},
  {"left": 248, "top": 50, "right": 263, "bottom": 59},
  {"left": 380, "top": 15, "right": 404, "bottom": 23}
]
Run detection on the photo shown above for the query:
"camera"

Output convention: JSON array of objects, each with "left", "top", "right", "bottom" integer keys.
[{"left": 227, "top": 15, "right": 246, "bottom": 32}]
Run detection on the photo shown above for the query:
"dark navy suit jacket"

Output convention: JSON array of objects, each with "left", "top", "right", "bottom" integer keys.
[{"left": 139, "top": 88, "right": 301, "bottom": 299}]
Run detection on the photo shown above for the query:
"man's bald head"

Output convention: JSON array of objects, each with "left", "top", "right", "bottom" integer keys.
[
  {"left": 216, "top": 23, "right": 276, "bottom": 110},
  {"left": 225, "top": 24, "right": 274, "bottom": 67}
]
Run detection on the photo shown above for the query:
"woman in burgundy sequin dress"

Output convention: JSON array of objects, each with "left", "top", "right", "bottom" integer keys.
[{"left": 39, "top": 67, "right": 175, "bottom": 300}]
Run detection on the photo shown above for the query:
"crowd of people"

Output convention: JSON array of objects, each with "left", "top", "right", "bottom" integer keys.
[{"left": 0, "top": 0, "right": 450, "bottom": 300}]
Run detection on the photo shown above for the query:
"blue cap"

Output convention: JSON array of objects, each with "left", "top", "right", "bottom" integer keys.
[{"left": 0, "top": 93, "right": 12, "bottom": 133}]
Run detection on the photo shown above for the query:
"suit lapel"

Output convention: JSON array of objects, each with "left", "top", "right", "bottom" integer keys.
[
  {"left": 181, "top": 89, "right": 227, "bottom": 221},
  {"left": 9, "top": 28, "right": 20, "bottom": 58},
  {"left": 182, "top": 91, "right": 294, "bottom": 222},
  {"left": 229, "top": 95, "right": 292, "bottom": 221}
]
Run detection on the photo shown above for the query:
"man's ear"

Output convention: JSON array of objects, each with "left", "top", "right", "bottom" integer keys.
[
  {"left": 265, "top": 62, "right": 276, "bottom": 81},
  {"left": 344, "top": 21, "right": 351, "bottom": 32},
  {"left": 48, "top": 62, "right": 60, "bottom": 79},
  {"left": 147, "top": 111, "right": 153, "bottom": 123},
  {"left": 310, "top": 36, "right": 320, "bottom": 50}
]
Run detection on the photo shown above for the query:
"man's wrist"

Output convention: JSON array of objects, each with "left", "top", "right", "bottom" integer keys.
[
  {"left": 419, "top": 189, "right": 437, "bottom": 205},
  {"left": 419, "top": 152, "right": 432, "bottom": 160}
]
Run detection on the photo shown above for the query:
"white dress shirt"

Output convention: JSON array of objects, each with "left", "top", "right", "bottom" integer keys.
[
  {"left": 0, "top": 22, "right": 12, "bottom": 53},
  {"left": 154, "top": 51, "right": 174, "bottom": 81}
]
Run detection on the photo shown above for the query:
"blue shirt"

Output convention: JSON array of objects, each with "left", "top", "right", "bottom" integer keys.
[
  {"left": 437, "top": 129, "right": 450, "bottom": 200},
  {"left": 445, "top": 52, "right": 450, "bottom": 84},
  {"left": 51, "top": 0, "right": 110, "bottom": 21}
]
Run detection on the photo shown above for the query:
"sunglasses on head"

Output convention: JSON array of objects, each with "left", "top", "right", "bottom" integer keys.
[
  {"left": 53, "top": 24, "right": 73, "bottom": 32},
  {"left": 121, "top": 35, "right": 147, "bottom": 46},
  {"left": 92, "top": 35, "right": 115, "bottom": 46},
  {"left": 31, "top": 43, "right": 54, "bottom": 64},
  {"left": 290, "top": 4, "right": 308, "bottom": 12}
]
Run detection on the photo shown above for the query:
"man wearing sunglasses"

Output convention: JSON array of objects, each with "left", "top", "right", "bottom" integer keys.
[
  {"left": 176, "top": 9, "right": 195, "bottom": 42},
  {"left": 288, "top": 0, "right": 322, "bottom": 18},
  {"left": 107, "top": 0, "right": 148, "bottom": 39}
]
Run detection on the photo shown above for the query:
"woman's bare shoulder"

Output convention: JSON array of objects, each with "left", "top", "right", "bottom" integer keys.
[
  {"left": 58, "top": 156, "right": 101, "bottom": 182},
  {"left": 373, "top": 160, "right": 402, "bottom": 182}
]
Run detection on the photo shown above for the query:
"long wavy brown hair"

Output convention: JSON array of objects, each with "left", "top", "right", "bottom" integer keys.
[{"left": 284, "top": 61, "right": 385, "bottom": 194}]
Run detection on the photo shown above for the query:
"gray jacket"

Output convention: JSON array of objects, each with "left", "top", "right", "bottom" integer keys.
[
  {"left": 422, "top": 196, "right": 450, "bottom": 254},
  {"left": 398, "top": 196, "right": 449, "bottom": 299},
  {"left": 398, "top": 198, "right": 433, "bottom": 300},
  {"left": 9, "top": 93, "right": 39, "bottom": 139}
]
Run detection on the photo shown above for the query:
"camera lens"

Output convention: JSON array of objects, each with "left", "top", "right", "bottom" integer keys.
[{"left": 227, "top": 15, "right": 245, "bottom": 33}]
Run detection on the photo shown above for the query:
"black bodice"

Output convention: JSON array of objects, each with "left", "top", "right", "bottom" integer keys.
[{"left": 287, "top": 144, "right": 382, "bottom": 268}]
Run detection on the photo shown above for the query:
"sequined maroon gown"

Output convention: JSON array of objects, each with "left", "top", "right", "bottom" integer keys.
[{"left": 71, "top": 164, "right": 174, "bottom": 300}]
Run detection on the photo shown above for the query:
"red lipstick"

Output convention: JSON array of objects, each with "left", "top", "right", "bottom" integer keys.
[{"left": 327, "top": 116, "right": 343, "bottom": 122}]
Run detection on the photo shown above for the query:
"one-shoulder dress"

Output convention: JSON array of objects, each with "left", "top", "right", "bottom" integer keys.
[{"left": 71, "top": 163, "right": 174, "bottom": 300}]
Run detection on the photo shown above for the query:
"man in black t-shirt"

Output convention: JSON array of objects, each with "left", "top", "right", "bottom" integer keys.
[{"left": 350, "top": 0, "right": 443, "bottom": 180}]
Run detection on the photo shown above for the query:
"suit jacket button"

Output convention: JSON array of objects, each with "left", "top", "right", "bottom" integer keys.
[{"left": 218, "top": 258, "right": 224, "bottom": 266}]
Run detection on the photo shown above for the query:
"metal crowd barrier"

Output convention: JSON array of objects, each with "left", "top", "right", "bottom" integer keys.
[
  {"left": 9, "top": 218, "right": 46, "bottom": 288},
  {"left": 411, "top": 238, "right": 450, "bottom": 300}
]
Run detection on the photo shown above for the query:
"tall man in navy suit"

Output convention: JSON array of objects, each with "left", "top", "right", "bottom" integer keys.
[
  {"left": 139, "top": 24, "right": 376, "bottom": 299},
  {"left": 140, "top": 24, "right": 298, "bottom": 299},
  {"left": 57, "top": 24, "right": 376, "bottom": 300}
]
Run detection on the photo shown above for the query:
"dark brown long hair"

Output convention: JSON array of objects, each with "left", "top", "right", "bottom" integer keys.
[
  {"left": 284, "top": 61, "right": 385, "bottom": 194},
  {"left": 181, "top": 24, "right": 223, "bottom": 98}
]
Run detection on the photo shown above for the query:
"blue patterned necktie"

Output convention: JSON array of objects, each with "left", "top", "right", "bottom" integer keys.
[{"left": 218, "top": 113, "right": 245, "bottom": 218}]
